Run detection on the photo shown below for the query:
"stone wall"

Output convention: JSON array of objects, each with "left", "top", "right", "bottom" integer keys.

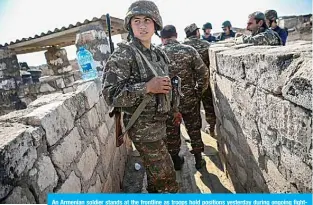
[
  {"left": 18, "top": 70, "right": 81, "bottom": 105},
  {"left": 0, "top": 48, "right": 22, "bottom": 115},
  {"left": 29, "top": 59, "right": 79, "bottom": 77},
  {"left": 209, "top": 40, "right": 312, "bottom": 193},
  {"left": 0, "top": 79, "right": 132, "bottom": 203}
]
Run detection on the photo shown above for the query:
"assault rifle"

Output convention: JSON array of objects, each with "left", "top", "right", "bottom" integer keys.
[{"left": 105, "top": 13, "right": 124, "bottom": 147}]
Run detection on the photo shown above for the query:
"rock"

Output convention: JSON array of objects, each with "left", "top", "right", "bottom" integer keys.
[
  {"left": 97, "top": 123, "right": 109, "bottom": 144},
  {"left": 58, "top": 171, "right": 81, "bottom": 193},
  {"left": 75, "top": 81, "right": 100, "bottom": 109},
  {"left": 77, "top": 145, "right": 98, "bottom": 181},
  {"left": 280, "top": 146, "right": 312, "bottom": 192},
  {"left": 51, "top": 127, "right": 82, "bottom": 172},
  {"left": 3, "top": 186, "right": 36, "bottom": 204},
  {"left": 88, "top": 175, "right": 102, "bottom": 193},
  {"left": 56, "top": 78, "right": 65, "bottom": 89},
  {"left": 0, "top": 123, "right": 37, "bottom": 180},
  {"left": 36, "top": 156, "right": 58, "bottom": 192},
  {"left": 39, "top": 83, "right": 56, "bottom": 93},
  {"left": 282, "top": 58, "right": 312, "bottom": 110},
  {"left": 24, "top": 100, "right": 75, "bottom": 146}
]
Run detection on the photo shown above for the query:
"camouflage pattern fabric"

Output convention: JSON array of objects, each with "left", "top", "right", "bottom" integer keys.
[
  {"left": 161, "top": 39, "right": 209, "bottom": 154},
  {"left": 133, "top": 140, "right": 178, "bottom": 193},
  {"left": 183, "top": 36, "right": 217, "bottom": 133},
  {"left": 103, "top": 37, "right": 171, "bottom": 142},
  {"left": 240, "top": 28, "right": 282, "bottom": 46},
  {"left": 183, "top": 36, "right": 210, "bottom": 70},
  {"left": 102, "top": 37, "right": 178, "bottom": 192}
]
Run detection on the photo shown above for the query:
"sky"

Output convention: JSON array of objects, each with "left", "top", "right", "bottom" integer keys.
[{"left": 0, "top": 0, "right": 312, "bottom": 66}]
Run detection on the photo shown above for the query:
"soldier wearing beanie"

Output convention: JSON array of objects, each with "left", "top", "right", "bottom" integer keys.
[{"left": 102, "top": 0, "right": 178, "bottom": 193}]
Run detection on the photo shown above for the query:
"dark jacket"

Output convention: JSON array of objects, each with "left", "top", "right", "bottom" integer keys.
[{"left": 273, "top": 26, "right": 288, "bottom": 46}]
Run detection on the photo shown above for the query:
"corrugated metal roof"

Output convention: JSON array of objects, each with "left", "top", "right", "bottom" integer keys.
[{"left": 0, "top": 14, "right": 125, "bottom": 51}]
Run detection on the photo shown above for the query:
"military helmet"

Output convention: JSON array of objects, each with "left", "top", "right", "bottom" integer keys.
[
  {"left": 184, "top": 23, "right": 200, "bottom": 35},
  {"left": 222, "top": 20, "right": 232, "bottom": 28},
  {"left": 124, "top": 0, "right": 163, "bottom": 31},
  {"left": 202, "top": 22, "right": 212, "bottom": 30},
  {"left": 265, "top": 10, "right": 278, "bottom": 20},
  {"left": 249, "top": 11, "right": 266, "bottom": 21}
]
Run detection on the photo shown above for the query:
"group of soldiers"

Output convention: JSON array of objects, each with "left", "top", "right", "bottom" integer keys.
[
  {"left": 102, "top": 0, "right": 287, "bottom": 193},
  {"left": 202, "top": 9, "right": 288, "bottom": 46}
]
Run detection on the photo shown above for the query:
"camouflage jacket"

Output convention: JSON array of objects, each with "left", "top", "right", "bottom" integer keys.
[
  {"left": 161, "top": 39, "right": 209, "bottom": 100},
  {"left": 102, "top": 38, "right": 171, "bottom": 142},
  {"left": 241, "top": 28, "right": 282, "bottom": 46},
  {"left": 182, "top": 36, "right": 211, "bottom": 69}
]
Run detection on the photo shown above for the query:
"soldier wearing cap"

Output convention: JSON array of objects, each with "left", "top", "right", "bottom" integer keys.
[
  {"left": 182, "top": 23, "right": 217, "bottom": 169},
  {"left": 202, "top": 22, "right": 217, "bottom": 42},
  {"left": 265, "top": 9, "right": 288, "bottom": 45},
  {"left": 160, "top": 25, "right": 209, "bottom": 170},
  {"left": 236, "top": 11, "right": 282, "bottom": 46},
  {"left": 102, "top": 0, "right": 178, "bottom": 193},
  {"left": 217, "top": 20, "right": 236, "bottom": 41}
]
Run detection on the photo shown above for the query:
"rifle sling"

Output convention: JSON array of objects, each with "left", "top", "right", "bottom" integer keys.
[
  {"left": 120, "top": 45, "right": 160, "bottom": 137},
  {"left": 120, "top": 94, "right": 153, "bottom": 137}
]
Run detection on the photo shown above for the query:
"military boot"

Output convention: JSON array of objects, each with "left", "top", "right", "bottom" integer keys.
[
  {"left": 194, "top": 153, "right": 205, "bottom": 170},
  {"left": 171, "top": 154, "right": 185, "bottom": 171}
]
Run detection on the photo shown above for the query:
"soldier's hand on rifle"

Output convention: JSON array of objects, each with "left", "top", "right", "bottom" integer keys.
[{"left": 146, "top": 76, "right": 172, "bottom": 94}]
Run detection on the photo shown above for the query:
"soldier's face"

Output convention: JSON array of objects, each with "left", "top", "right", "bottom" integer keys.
[
  {"left": 266, "top": 19, "right": 271, "bottom": 27},
  {"left": 131, "top": 15, "right": 155, "bottom": 42},
  {"left": 223, "top": 27, "right": 230, "bottom": 34},
  {"left": 204, "top": 28, "right": 211, "bottom": 35},
  {"left": 196, "top": 30, "right": 200, "bottom": 38},
  {"left": 246, "top": 17, "right": 258, "bottom": 33}
]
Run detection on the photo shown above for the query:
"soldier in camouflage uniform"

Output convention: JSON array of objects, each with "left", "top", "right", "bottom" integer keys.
[
  {"left": 160, "top": 25, "right": 209, "bottom": 170},
  {"left": 236, "top": 11, "right": 282, "bottom": 46},
  {"left": 102, "top": 0, "right": 178, "bottom": 193},
  {"left": 183, "top": 23, "right": 217, "bottom": 137}
]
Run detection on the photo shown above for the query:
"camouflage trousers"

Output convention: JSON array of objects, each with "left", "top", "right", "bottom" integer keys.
[
  {"left": 166, "top": 97, "right": 204, "bottom": 155},
  {"left": 202, "top": 86, "right": 216, "bottom": 133},
  {"left": 133, "top": 140, "right": 179, "bottom": 193}
]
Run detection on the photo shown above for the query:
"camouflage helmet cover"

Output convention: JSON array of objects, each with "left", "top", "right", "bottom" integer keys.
[
  {"left": 124, "top": 0, "right": 163, "bottom": 31},
  {"left": 249, "top": 11, "right": 266, "bottom": 21},
  {"left": 184, "top": 23, "right": 200, "bottom": 35},
  {"left": 222, "top": 20, "right": 232, "bottom": 28},
  {"left": 202, "top": 22, "right": 212, "bottom": 30},
  {"left": 265, "top": 9, "right": 278, "bottom": 20}
]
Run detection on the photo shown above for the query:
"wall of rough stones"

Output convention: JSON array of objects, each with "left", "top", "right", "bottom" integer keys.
[
  {"left": 0, "top": 49, "right": 82, "bottom": 116},
  {"left": 0, "top": 79, "right": 132, "bottom": 203},
  {"left": 209, "top": 40, "right": 312, "bottom": 193},
  {"left": 0, "top": 48, "right": 22, "bottom": 116},
  {"left": 18, "top": 70, "right": 81, "bottom": 106}
]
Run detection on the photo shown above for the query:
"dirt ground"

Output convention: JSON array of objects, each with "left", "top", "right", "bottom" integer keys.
[{"left": 122, "top": 107, "right": 235, "bottom": 193}]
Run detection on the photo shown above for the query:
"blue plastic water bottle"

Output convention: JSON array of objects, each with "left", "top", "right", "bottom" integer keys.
[{"left": 76, "top": 46, "right": 98, "bottom": 80}]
